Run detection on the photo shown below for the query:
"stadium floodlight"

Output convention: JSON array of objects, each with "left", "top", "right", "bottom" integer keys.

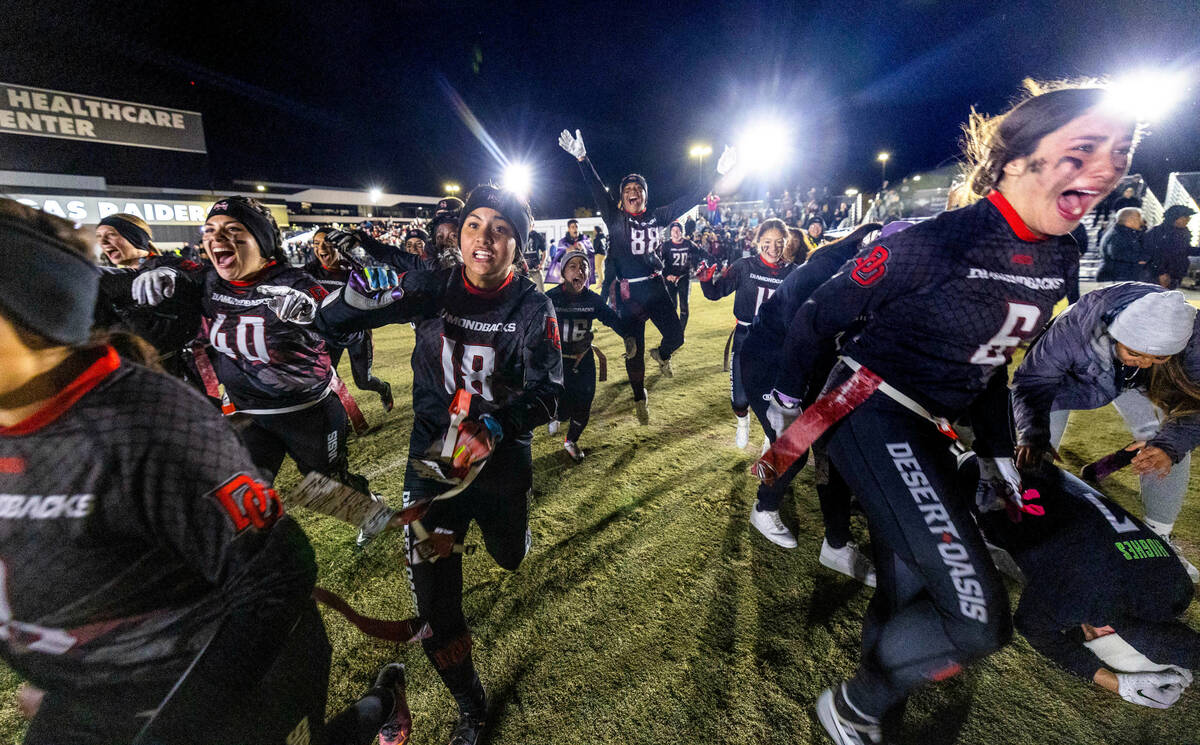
[
  {"left": 737, "top": 119, "right": 792, "bottom": 174},
  {"left": 444, "top": 183, "right": 461, "bottom": 194},
  {"left": 844, "top": 188, "right": 859, "bottom": 197},
  {"left": 877, "top": 152, "right": 890, "bottom": 184},
  {"left": 368, "top": 187, "right": 382, "bottom": 204},
  {"left": 502, "top": 163, "right": 532, "bottom": 199},
  {"left": 255, "top": 184, "right": 266, "bottom": 192},
  {"left": 1104, "top": 69, "right": 1190, "bottom": 122},
  {"left": 689, "top": 143, "right": 712, "bottom": 159},
  {"left": 877, "top": 152, "right": 890, "bottom": 163}
]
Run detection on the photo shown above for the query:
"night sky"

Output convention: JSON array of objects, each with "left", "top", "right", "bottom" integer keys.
[{"left": 2, "top": 0, "right": 1198, "bottom": 217}]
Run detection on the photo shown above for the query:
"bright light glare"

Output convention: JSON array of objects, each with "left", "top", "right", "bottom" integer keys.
[
  {"left": 368, "top": 187, "right": 382, "bottom": 204},
  {"left": 689, "top": 143, "right": 712, "bottom": 158},
  {"left": 255, "top": 184, "right": 266, "bottom": 192},
  {"left": 738, "top": 121, "right": 792, "bottom": 173},
  {"left": 877, "top": 152, "right": 890, "bottom": 163},
  {"left": 1104, "top": 70, "right": 1189, "bottom": 121},
  {"left": 844, "top": 188, "right": 859, "bottom": 197},
  {"left": 502, "top": 163, "right": 532, "bottom": 199},
  {"left": 444, "top": 182, "right": 461, "bottom": 194}
]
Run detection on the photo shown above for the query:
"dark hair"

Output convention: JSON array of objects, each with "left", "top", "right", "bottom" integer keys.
[
  {"left": 754, "top": 218, "right": 789, "bottom": 243},
  {"left": 0, "top": 198, "right": 91, "bottom": 257},
  {"left": 802, "top": 222, "right": 883, "bottom": 264},
  {"left": 567, "top": 219, "right": 578, "bottom": 226},
  {"left": 1149, "top": 358, "right": 1200, "bottom": 421},
  {"left": 961, "top": 79, "right": 1139, "bottom": 198}
]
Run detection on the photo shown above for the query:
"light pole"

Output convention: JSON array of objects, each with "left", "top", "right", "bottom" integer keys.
[
  {"left": 877, "top": 152, "right": 890, "bottom": 188},
  {"left": 689, "top": 143, "right": 712, "bottom": 180}
]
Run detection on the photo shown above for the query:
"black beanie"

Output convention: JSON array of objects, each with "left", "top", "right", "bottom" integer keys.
[
  {"left": 405, "top": 227, "right": 430, "bottom": 243},
  {"left": 207, "top": 196, "right": 280, "bottom": 259},
  {"left": 0, "top": 214, "right": 97, "bottom": 345},
  {"left": 98, "top": 215, "right": 152, "bottom": 253},
  {"left": 459, "top": 185, "right": 532, "bottom": 250}
]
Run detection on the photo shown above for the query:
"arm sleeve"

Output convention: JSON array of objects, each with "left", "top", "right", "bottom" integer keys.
[
  {"left": 577, "top": 157, "right": 617, "bottom": 225},
  {"left": 359, "top": 232, "right": 422, "bottom": 273},
  {"left": 132, "top": 407, "right": 317, "bottom": 734},
  {"left": 1015, "top": 592, "right": 1104, "bottom": 680},
  {"left": 593, "top": 293, "right": 628, "bottom": 335},
  {"left": 491, "top": 296, "right": 564, "bottom": 435},
  {"left": 314, "top": 271, "right": 443, "bottom": 335},
  {"left": 700, "top": 260, "right": 742, "bottom": 300},
  {"left": 1010, "top": 311, "right": 1089, "bottom": 447},
  {"left": 772, "top": 239, "right": 931, "bottom": 400},
  {"left": 655, "top": 179, "right": 711, "bottom": 225}
]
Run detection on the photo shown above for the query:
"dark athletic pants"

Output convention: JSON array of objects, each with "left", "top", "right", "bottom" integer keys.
[
  {"left": 402, "top": 445, "right": 532, "bottom": 713},
  {"left": 240, "top": 393, "right": 369, "bottom": 493},
  {"left": 330, "top": 333, "right": 389, "bottom": 398},
  {"left": 825, "top": 391, "right": 1011, "bottom": 717},
  {"left": 617, "top": 277, "right": 685, "bottom": 401},
  {"left": 665, "top": 276, "right": 692, "bottom": 331},
  {"left": 561, "top": 351, "right": 598, "bottom": 443},
  {"left": 729, "top": 324, "right": 750, "bottom": 417}
]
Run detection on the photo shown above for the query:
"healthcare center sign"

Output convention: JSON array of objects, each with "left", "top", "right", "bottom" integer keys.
[{"left": 0, "top": 82, "right": 206, "bottom": 153}]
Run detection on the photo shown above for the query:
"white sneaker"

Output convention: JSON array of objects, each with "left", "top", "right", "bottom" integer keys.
[
  {"left": 563, "top": 440, "right": 584, "bottom": 463},
  {"left": 750, "top": 508, "right": 798, "bottom": 548},
  {"left": 761, "top": 435, "right": 771, "bottom": 456},
  {"left": 635, "top": 398, "right": 650, "bottom": 425},
  {"left": 1167, "top": 535, "right": 1200, "bottom": 583},
  {"left": 735, "top": 415, "right": 750, "bottom": 448},
  {"left": 819, "top": 538, "right": 877, "bottom": 587},
  {"left": 816, "top": 685, "right": 884, "bottom": 745},
  {"left": 548, "top": 420, "right": 560, "bottom": 435},
  {"left": 649, "top": 347, "right": 673, "bottom": 378}
]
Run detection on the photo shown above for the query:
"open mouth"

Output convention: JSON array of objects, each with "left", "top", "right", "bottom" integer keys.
[
  {"left": 471, "top": 249, "right": 495, "bottom": 264},
  {"left": 210, "top": 245, "right": 237, "bottom": 271},
  {"left": 104, "top": 248, "right": 123, "bottom": 262},
  {"left": 1056, "top": 188, "right": 1101, "bottom": 222}
]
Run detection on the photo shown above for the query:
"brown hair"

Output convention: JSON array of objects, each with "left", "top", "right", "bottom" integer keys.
[
  {"left": 1148, "top": 358, "right": 1200, "bottom": 421},
  {"left": 754, "top": 218, "right": 789, "bottom": 243},
  {"left": 0, "top": 198, "right": 91, "bottom": 257},
  {"left": 960, "top": 78, "right": 1138, "bottom": 199}
]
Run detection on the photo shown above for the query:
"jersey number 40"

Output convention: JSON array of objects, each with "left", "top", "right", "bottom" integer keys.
[
  {"left": 442, "top": 337, "right": 495, "bottom": 400},
  {"left": 210, "top": 313, "right": 270, "bottom": 364}
]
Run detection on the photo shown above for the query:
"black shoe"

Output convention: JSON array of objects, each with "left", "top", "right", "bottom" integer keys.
[
  {"left": 448, "top": 708, "right": 487, "bottom": 745},
  {"left": 374, "top": 663, "right": 412, "bottom": 745},
  {"left": 380, "top": 382, "right": 395, "bottom": 412}
]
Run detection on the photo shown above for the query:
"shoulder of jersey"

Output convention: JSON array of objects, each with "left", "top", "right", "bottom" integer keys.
[{"left": 75, "top": 359, "right": 216, "bottom": 433}]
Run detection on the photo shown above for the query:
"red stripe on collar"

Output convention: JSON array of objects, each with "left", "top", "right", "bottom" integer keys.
[
  {"left": 987, "top": 191, "right": 1046, "bottom": 243},
  {"left": 0, "top": 346, "right": 121, "bottom": 436},
  {"left": 462, "top": 267, "right": 514, "bottom": 296}
]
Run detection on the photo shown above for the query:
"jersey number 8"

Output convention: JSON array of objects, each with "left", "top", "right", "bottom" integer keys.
[{"left": 442, "top": 337, "right": 496, "bottom": 400}]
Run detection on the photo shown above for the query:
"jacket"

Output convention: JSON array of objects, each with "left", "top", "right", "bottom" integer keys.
[{"left": 1096, "top": 223, "right": 1151, "bottom": 282}]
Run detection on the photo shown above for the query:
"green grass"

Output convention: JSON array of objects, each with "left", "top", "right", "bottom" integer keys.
[{"left": 4, "top": 293, "right": 1200, "bottom": 744}]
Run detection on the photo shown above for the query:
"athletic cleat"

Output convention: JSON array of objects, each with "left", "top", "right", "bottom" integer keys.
[
  {"left": 819, "top": 539, "right": 877, "bottom": 587},
  {"left": 380, "top": 382, "right": 395, "bottom": 413},
  {"left": 817, "top": 684, "right": 885, "bottom": 745},
  {"left": 735, "top": 415, "right": 750, "bottom": 449},
  {"left": 1167, "top": 535, "right": 1200, "bottom": 583},
  {"left": 750, "top": 507, "right": 798, "bottom": 548},
  {"left": 548, "top": 420, "right": 560, "bottom": 435},
  {"left": 448, "top": 709, "right": 487, "bottom": 745},
  {"left": 563, "top": 440, "right": 584, "bottom": 463},
  {"left": 635, "top": 398, "right": 650, "bottom": 425},
  {"left": 649, "top": 347, "right": 673, "bottom": 378},
  {"left": 374, "top": 663, "right": 412, "bottom": 745},
  {"left": 761, "top": 435, "right": 771, "bottom": 457}
]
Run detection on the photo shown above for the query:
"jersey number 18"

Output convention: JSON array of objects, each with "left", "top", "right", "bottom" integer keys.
[{"left": 442, "top": 337, "right": 496, "bottom": 400}]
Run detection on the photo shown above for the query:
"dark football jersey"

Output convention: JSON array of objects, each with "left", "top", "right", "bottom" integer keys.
[
  {"left": 662, "top": 239, "right": 702, "bottom": 276},
  {"left": 545, "top": 286, "right": 626, "bottom": 356},
  {"left": 303, "top": 254, "right": 363, "bottom": 293},
  {"left": 195, "top": 262, "right": 334, "bottom": 413},
  {"left": 701, "top": 255, "right": 797, "bottom": 324},
  {"left": 359, "top": 232, "right": 429, "bottom": 273},
  {"left": 0, "top": 348, "right": 314, "bottom": 697},
  {"left": 317, "top": 267, "right": 563, "bottom": 453},
  {"left": 577, "top": 157, "right": 707, "bottom": 282},
  {"left": 776, "top": 191, "right": 1079, "bottom": 416}
]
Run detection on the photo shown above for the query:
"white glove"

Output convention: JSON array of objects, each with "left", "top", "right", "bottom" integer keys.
[
  {"left": 131, "top": 267, "right": 178, "bottom": 306},
  {"left": 765, "top": 389, "right": 802, "bottom": 440},
  {"left": 558, "top": 129, "right": 586, "bottom": 160},
  {"left": 258, "top": 285, "right": 317, "bottom": 325},
  {"left": 716, "top": 145, "right": 737, "bottom": 176},
  {"left": 1117, "top": 670, "right": 1190, "bottom": 709},
  {"left": 975, "top": 456, "right": 1024, "bottom": 514}
]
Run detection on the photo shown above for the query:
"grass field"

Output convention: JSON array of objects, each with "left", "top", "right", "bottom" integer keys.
[{"left": 4, "top": 291, "right": 1200, "bottom": 744}]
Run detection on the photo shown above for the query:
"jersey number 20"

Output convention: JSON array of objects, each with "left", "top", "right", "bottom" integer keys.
[
  {"left": 970, "top": 302, "right": 1041, "bottom": 366},
  {"left": 442, "top": 337, "right": 496, "bottom": 400}
]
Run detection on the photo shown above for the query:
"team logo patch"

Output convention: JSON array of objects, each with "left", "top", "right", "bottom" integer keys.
[
  {"left": 850, "top": 245, "right": 889, "bottom": 287},
  {"left": 307, "top": 285, "right": 330, "bottom": 301},
  {"left": 546, "top": 317, "right": 561, "bottom": 350},
  {"left": 212, "top": 473, "right": 284, "bottom": 531},
  {"left": 1012, "top": 254, "right": 1033, "bottom": 266},
  {"left": 0, "top": 458, "right": 25, "bottom": 474}
]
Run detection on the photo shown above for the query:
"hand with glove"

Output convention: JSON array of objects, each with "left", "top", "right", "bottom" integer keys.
[
  {"left": 325, "top": 229, "right": 361, "bottom": 253},
  {"left": 558, "top": 129, "right": 586, "bottom": 161},
  {"left": 451, "top": 414, "right": 503, "bottom": 472},
  {"left": 975, "top": 456, "right": 1026, "bottom": 519},
  {"left": 765, "top": 390, "right": 802, "bottom": 440},
  {"left": 1014, "top": 442, "right": 1060, "bottom": 470},
  {"left": 344, "top": 266, "right": 403, "bottom": 310},
  {"left": 716, "top": 145, "right": 737, "bottom": 176},
  {"left": 258, "top": 285, "right": 317, "bottom": 325},
  {"left": 696, "top": 262, "right": 718, "bottom": 283},
  {"left": 132, "top": 267, "right": 179, "bottom": 306},
  {"left": 1115, "top": 669, "right": 1191, "bottom": 709}
]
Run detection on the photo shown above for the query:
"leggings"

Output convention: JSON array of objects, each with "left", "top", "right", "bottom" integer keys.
[
  {"left": 1050, "top": 389, "right": 1190, "bottom": 526},
  {"left": 239, "top": 393, "right": 369, "bottom": 493},
  {"left": 665, "top": 276, "right": 692, "bottom": 331},
  {"left": 618, "top": 278, "right": 685, "bottom": 401},
  {"left": 402, "top": 445, "right": 531, "bottom": 712},
  {"left": 729, "top": 324, "right": 750, "bottom": 416},
  {"left": 826, "top": 388, "right": 1010, "bottom": 717},
  {"left": 560, "top": 351, "right": 597, "bottom": 442},
  {"left": 330, "top": 333, "right": 389, "bottom": 398}
]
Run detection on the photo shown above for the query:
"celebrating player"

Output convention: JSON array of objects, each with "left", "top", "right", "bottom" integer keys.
[
  {"left": 306, "top": 227, "right": 395, "bottom": 411},
  {"left": 131, "top": 196, "right": 371, "bottom": 495},
  {"left": 547, "top": 218, "right": 595, "bottom": 287},
  {"left": 546, "top": 249, "right": 634, "bottom": 461},
  {"left": 318, "top": 185, "right": 562, "bottom": 745},
  {"left": 699, "top": 218, "right": 795, "bottom": 449},
  {"left": 1011, "top": 282, "right": 1200, "bottom": 581},
  {"left": 662, "top": 220, "right": 703, "bottom": 332},
  {"left": 558, "top": 127, "right": 735, "bottom": 422},
  {"left": 765, "top": 83, "right": 1138, "bottom": 743},
  {"left": 95, "top": 213, "right": 158, "bottom": 268},
  {"left": 0, "top": 198, "right": 410, "bottom": 745}
]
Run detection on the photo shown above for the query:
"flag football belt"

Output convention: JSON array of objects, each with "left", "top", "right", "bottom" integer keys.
[
  {"left": 839, "top": 355, "right": 959, "bottom": 441},
  {"left": 624, "top": 274, "right": 658, "bottom": 283},
  {"left": 408, "top": 518, "right": 475, "bottom": 565},
  {"left": 564, "top": 345, "right": 608, "bottom": 381}
]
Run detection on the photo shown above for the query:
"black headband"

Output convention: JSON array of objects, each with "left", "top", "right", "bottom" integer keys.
[
  {"left": 98, "top": 215, "right": 151, "bottom": 253},
  {"left": 207, "top": 198, "right": 279, "bottom": 259},
  {"left": 0, "top": 214, "right": 98, "bottom": 345},
  {"left": 460, "top": 186, "right": 531, "bottom": 250}
]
